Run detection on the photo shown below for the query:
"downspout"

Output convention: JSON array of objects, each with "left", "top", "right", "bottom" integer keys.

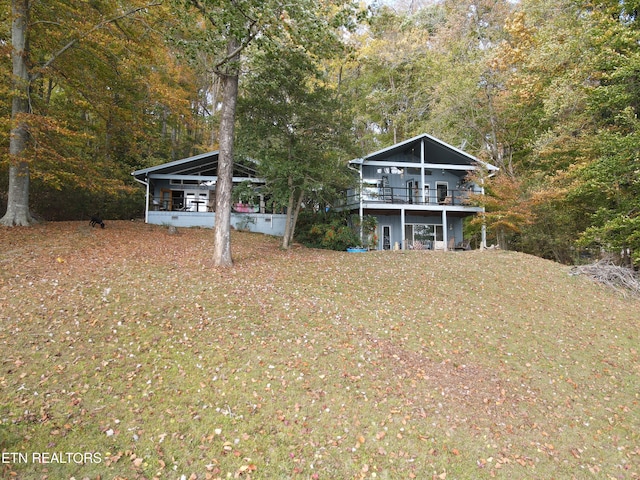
[{"left": 133, "top": 175, "right": 150, "bottom": 224}]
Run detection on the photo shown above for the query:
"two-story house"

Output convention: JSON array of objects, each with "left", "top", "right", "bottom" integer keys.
[{"left": 343, "top": 133, "right": 498, "bottom": 251}]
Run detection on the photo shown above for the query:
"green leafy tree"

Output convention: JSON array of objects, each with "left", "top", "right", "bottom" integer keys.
[
  {"left": 237, "top": 40, "right": 356, "bottom": 249},
  {"left": 173, "top": 0, "right": 362, "bottom": 264},
  {"left": 342, "top": 5, "right": 443, "bottom": 150},
  {"left": 523, "top": 0, "right": 640, "bottom": 264},
  {"left": 1, "top": 0, "right": 200, "bottom": 224}
]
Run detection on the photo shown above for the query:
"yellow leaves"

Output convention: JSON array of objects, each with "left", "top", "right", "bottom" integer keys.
[
  {"left": 236, "top": 463, "right": 258, "bottom": 476},
  {"left": 504, "top": 11, "right": 535, "bottom": 50}
]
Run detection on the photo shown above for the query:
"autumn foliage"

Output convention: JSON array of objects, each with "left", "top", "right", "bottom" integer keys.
[{"left": 1, "top": 222, "right": 638, "bottom": 479}]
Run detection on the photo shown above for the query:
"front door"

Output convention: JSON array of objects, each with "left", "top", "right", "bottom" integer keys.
[
  {"left": 160, "top": 189, "right": 171, "bottom": 210},
  {"left": 171, "top": 190, "right": 185, "bottom": 211},
  {"left": 434, "top": 225, "right": 445, "bottom": 250},
  {"left": 381, "top": 225, "right": 391, "bottom": 250},
  {"left": 436, "top": 182, "right": 449, "bottom": 204},
  {"left": 406, "top": 180, "right": 415, "bottom": 204}
]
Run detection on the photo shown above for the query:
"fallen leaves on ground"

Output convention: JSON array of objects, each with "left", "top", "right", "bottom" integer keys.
[{"left": 0, "top": 221, "right": 639, "bottom": 479}]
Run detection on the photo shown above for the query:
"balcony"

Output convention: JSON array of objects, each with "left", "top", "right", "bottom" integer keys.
[{"left": 341, "top": 186, "right": 480, "bottom": 209}]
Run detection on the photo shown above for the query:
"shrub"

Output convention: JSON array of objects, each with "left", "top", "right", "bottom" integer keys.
[{"left": 295, "top": 210, "right": 361, "bottom": 251}]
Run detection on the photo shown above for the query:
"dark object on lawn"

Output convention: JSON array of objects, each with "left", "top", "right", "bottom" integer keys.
[{"left": 90, "top": 215, "right": 105, "bottom": 228}]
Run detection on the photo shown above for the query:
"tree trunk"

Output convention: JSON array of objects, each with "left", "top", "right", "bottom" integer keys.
[
  {"left": 1, "top": 0, "right": 33, "bottom": 226},
  {"left": 288, "top": 191, "right": 303, "bottom": 247},
  {"left": 282, "top": 183, "right": 304, "bottom": 250},
  {"left": 213, "top": 39, "right": 240, "bottom": 267},
  {"left": 282, "top": 183, "right": 296, "bottom": 250}
]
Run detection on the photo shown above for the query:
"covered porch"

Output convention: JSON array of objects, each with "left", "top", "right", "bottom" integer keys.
[
  {"left": 132, "top": 151, "right": 287, "bottom": 236},
  {"left": 368, "top": 206, "right": 477, "bottom": 251}
]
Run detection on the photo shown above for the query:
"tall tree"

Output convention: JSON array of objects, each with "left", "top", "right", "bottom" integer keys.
[
  {"left": 4, "top": 0, "right": 32, "bottom": 225},
  {"left": 343, "top": 5, "right": 442, "bottom": 150},
  {"left": 563, "top": 0, "right": 640, "bottom": 264},
  {"left": 237, "top": 42, "right": 355, "bottom": 249},
  {"left": 2, "top": 0, "right": 179, "bottom": 226},
  {"left": 175, "top": 0, "right": 362, "bottom": 266},
  {"left": 214, "top": 38, "right": 240, "bottom": 264}
]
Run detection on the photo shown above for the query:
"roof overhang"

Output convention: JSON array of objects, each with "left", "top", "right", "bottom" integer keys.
[
  {"left": 131, "top": 151, "right": 260, "bottom": 181},
  {"left": 349, "top": 133, "right": 499, "bottom": 172}
]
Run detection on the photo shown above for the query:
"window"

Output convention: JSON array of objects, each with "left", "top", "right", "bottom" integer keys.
[
  {"left": 185, "top": 192, "right": 209, "bottom": 211},
  {"left": 170, "top": 179, "right": 202, "bottom": 185},
  {"left": 405, "top": 224, "right": 443, "bottom": 249}
]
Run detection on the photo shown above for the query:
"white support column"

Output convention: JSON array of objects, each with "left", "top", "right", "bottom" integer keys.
[
  {"left": 480, "top": 177, "right": 487, "bottom": 249},
  {"left": 144, "top": 179, "right": 150, "bottom": 224},
  {"left": 400, "top": 208, "right": 406, "bottom": 250},
  {"left": 420, "top": 139, "right": 426, "bottom": 203},
  {"left": 442, "top": 209, "right": 448, "bottom": 251},
  {"left": 359, "top": 165, "right": 364, "bottom": 242}
]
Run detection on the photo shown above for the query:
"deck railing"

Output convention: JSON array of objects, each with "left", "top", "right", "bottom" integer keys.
[
  {"left": 341, "top": 187, "right": 479, "bottom": 208},
  {"left": 150, "top": 197, "right": 210, "bottom": 212},
  {"left": 149, "top": 197, "right": 264, "bottom": 213}
]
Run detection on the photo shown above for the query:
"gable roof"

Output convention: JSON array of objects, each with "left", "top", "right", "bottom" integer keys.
[
  {"left": 351, "top": 133, "right": 499, "bottom": 171},
  {"left": 131, "top": 151, "right": 259, "bottom": 180}
]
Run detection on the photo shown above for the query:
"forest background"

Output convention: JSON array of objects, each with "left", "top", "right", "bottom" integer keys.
[{"left": 1, "top": 0, "right": 639, "bottom": 266}]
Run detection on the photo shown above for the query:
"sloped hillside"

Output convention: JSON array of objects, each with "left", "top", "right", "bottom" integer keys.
[{"left": 1, "top": 222, "right": 638, "bottom": 479}]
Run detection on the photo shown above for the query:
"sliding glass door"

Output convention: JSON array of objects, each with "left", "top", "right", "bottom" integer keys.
[{"left": 404, "top": 224, "right": 443, "bottom": 250}]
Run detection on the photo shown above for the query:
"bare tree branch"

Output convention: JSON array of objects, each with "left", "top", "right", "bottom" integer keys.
[{"left": 213, "top": 19, "right": 260, "bottom": 73}]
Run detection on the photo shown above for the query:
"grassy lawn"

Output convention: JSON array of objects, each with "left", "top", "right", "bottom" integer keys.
[{"left": 1, "top": 221, "right": 638, "bottom": 479}]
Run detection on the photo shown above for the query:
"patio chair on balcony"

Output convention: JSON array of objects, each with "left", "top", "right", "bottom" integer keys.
[{"left": 455, "top": 240, "right": 471, "bottom": 250}]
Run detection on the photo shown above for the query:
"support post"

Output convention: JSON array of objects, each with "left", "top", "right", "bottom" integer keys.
[
  {"left": 481, "top": 212, "right": 487, "bottom": 250},
  {"left": 358, "top": 165, "right": 364, "bottom": 243},
  {"left": 420, "top": 139, "right": 426, "bottom": 204},
  {"left": 400, "top": 208, "right": 406, "bottom": 250},
  {"left": 145, "top": 180, "right": 150, "bottom": 224},
  {"left": 442, "top": 209, "right": 448, "bottom": 251}
]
